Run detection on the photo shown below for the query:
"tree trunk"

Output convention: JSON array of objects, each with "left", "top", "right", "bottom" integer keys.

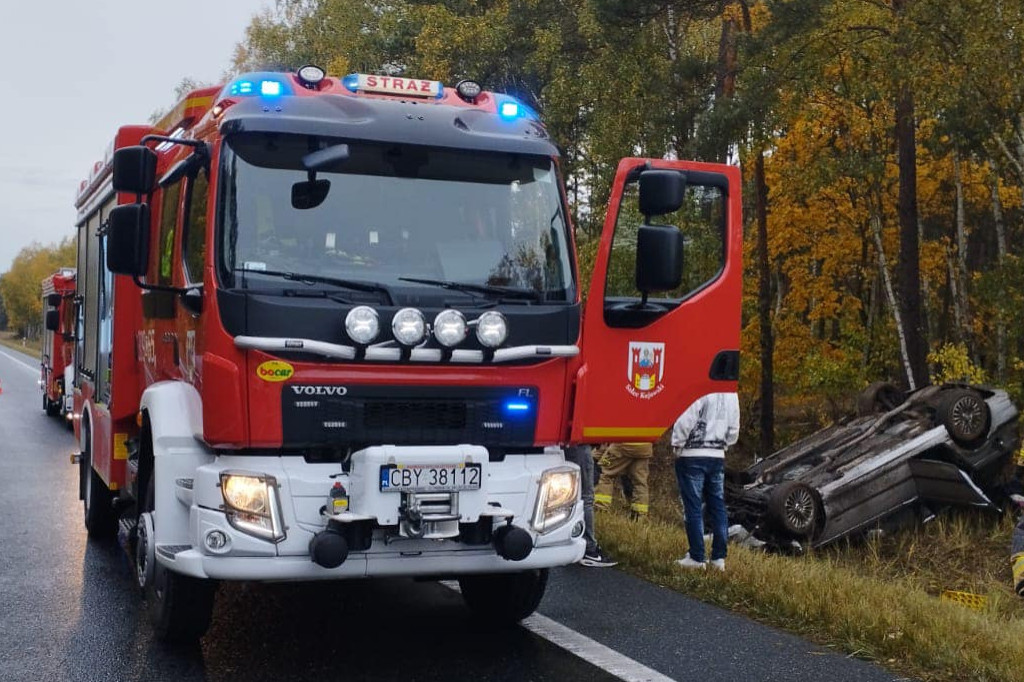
[
  {"left": 951, "top": 152, "right": 972, "bottom": 349},
  {"left": 871, "top": 199, "right": 917, "bottom": 390},
  {"left": 755, "top": 151, "right": 774, "bottom": 457},
  {"left": 894, "top": 82, "right": 929, "bottom": 388},
  {"left": 990, "top": 168, "right": 1007, "bottom": 378}
]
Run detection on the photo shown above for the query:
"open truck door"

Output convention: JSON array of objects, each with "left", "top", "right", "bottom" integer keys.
[{"left": 571, "top": 158, "right": 742, "bottom": 443}]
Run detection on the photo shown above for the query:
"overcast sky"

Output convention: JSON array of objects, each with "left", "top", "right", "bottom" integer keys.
[{"left": 0, "top": 0, "right": 272, "bottom": 273}]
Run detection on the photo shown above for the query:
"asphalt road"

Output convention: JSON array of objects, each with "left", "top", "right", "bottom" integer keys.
[{"left": 0, "top": 345, "right": 909, "bottom": 682}]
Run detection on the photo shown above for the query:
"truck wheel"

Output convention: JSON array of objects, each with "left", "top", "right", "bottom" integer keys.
[
  {"left": 140, "top": 473, "right": 217, "bottom": 643},
  {"left": 82, "top": 433, "right": 116, "bottom": 540},
  {"left": 458, "top": 569, "right": 548, "bottom": 624},
  {"left": 938, "top": 388, "right": 991, "bottom": 448},
  {"left": 768, "top": 481, "right": 820, "bottom": 538}
]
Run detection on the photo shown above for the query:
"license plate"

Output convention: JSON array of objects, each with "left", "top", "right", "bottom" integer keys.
[{"left": 379, "top": 463, "right": 482, "bottom": 493}]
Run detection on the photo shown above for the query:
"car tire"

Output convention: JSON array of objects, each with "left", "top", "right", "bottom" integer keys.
[
  {"left": 856, "top": 382, "right": 902, "bottom": 416},
  {"left": 938, "top": 388, "right": 991, "bottom": 449},
  {"left": 459, "top": 569, "right": 549, "bottom": 624},
  {"left": 768, "top": 481, "right": 820, "bottom": 538}
]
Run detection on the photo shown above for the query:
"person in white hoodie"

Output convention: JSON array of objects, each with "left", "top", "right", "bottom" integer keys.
[{"left": 671, "top": 392, "right": 740, "bottom": 571}]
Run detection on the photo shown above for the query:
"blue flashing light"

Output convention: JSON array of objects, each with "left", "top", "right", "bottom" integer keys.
[
  {"left": 505, "top": 400, "right": 531, "bottom": 413},
  {"left": 499, "top": 101, "right": 520, "bottom": 120},
  {"left": 342, "top": 73, "right": 360, "bottom": 93},
  {"left": 223, "top": 72, "right": 294, "bottom": 99}
]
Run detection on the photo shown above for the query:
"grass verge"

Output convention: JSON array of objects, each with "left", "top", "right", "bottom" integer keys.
[
  {"left": 0, "top": 331, "right": 41, "bottom": 357},
  {"left": 598, "top": 510, "right": 1024, "bottom": 682}
]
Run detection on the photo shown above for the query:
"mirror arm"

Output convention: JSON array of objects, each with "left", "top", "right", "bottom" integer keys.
[{"left": 131, "top": 274, "right": 187, "bottom": 296}]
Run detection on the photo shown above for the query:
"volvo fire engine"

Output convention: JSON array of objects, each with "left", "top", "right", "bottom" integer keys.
[
  {"left": 40, "top": 268, "right": 76, "bottom": 424},
  {"left": 72, "top": 65, "right": 742, "bottom": 642}
]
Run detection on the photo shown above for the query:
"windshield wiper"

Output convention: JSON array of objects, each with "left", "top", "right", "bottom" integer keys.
[
  {"left": 234, "top": 268, "right": 394, "bottom": 304},
  {"left": 398, "top": 277, "right": 544, "bottom": 302}
]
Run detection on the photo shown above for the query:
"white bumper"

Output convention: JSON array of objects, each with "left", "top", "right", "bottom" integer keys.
[{"left": 156, "top": 446, "right": 585, "bottom": 581}]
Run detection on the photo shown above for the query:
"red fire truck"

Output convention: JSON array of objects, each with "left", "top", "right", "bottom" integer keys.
[
  {"left": 72, "top": 66, "right": 742, "bottom": 642},
  {"left": 40, "top": 268, "right": 77, "bottom": 423}
]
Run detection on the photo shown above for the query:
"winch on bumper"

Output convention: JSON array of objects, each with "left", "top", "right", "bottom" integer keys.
[{"left": 158, "top": 445, "right": 585, "bottom": 581}]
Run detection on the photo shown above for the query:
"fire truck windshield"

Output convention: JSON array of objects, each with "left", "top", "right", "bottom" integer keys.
[{"left": 218, "top": 132, "right": 574, "bottom": 302}]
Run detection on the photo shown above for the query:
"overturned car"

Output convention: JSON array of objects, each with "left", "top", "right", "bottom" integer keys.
[{"left": 728, "top": 384, "right": 1020, "bottom": 549}]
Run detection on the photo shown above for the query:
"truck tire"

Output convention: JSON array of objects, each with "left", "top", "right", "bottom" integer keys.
[
  {"left": 768, "top": 481, "right": 820, "bottom": 538},
  {"left": 458, "top": 569, "right": 548, "bottom": 624},
  {"left": 938, "top": 388, "right": 991, "bottom": 449},
  {"left": 140, "top": 473, "right": 217, "bottom": 643},
  {"left": 82, "top": 430, "right": 117, "bottom": 540}
]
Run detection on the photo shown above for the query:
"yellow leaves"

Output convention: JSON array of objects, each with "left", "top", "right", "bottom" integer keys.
[
  {"left": 927, "top": 343, "right": 987, "bottom": 385},
  {"left": 0, "top": 238, "right": 77, "bottom": 335}
]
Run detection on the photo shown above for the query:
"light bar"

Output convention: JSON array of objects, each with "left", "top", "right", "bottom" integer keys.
[
  {"left": 343, "top": 73, "right": 444, "bottom": 99},
  {"left": 224, "top": 73, "right": 294, "bottom": 99}
]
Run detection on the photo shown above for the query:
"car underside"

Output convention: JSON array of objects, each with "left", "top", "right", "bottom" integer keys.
[{"left": 728, "top": 384, "right": 1020, "bottom": 549}]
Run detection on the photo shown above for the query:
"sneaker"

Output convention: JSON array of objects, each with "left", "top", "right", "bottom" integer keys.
[
  {"left": 710, "top": 559, "right": 726, "bottom": 572},
  {"left": 580, "top": 547, "right": 618, "bottom": 568},
  {"left": 675, "top": 555, "right": 707, "bottom": 570}
]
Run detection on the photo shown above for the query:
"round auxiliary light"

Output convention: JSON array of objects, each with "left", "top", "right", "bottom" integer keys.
[
  {"left": 392, "top": 308, "right": 427, "bottom": 346},
  {"left": 345, "top": 306, "right": 380, "bottom": 345},
  {"left": 456, "top": 79, "right": 482, "bottom": 102},
  {"left": 433, "top": 309, "right": 468, "bottom": 347},
  {"left": 476, "top": 311, "right": 508, "bottom": 348},
  {"left": 297, "top": 64, "right": 326, "bottom": 87}
]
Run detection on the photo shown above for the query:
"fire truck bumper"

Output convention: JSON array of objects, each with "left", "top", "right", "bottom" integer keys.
[{"left": 157, "top": 446, "right": 586, "bottom": 581}]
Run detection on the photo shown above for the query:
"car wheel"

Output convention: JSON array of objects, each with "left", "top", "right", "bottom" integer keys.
[
  {"left": 856, "top": 382, "right": 902, "bottom": 416},
  {"left": 458, "top": 569, "right": 548, "bottom": 625},
  {"left": 768, "top": 481, "right": 820, "bottom": 538},
  {"left": 938, "top": 388, "right": 991, "bottom": 448}
]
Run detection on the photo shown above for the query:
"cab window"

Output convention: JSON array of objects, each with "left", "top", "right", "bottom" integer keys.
[
  {"left": 604, "top": 182, "right": 726, "bottom": 302},
  {"left": 157, "top": 180, "right": 182, "bottom": 285},
  {"left": 182, "top": 170, "right": 209, "bottom": 285}
]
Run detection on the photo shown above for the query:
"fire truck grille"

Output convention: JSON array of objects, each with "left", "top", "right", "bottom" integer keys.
[{"left": 281, "top": 385, "right": 538, "bottom": 448}]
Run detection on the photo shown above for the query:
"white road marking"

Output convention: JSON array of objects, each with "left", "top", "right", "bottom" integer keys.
[
  {"left": 442, "top": 581, "right": 676, "bottom": 682},
  {"left": 0, "top": 348, "right": 40, "bottom": 375}
]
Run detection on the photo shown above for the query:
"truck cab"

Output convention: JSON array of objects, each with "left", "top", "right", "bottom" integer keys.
[{"left": 74, "top": 67, "right": 742, "bottom": 641}]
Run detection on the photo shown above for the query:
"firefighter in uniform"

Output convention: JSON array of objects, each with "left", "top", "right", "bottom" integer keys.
[
  {"left": 1011, "top": 446, "right": 1024, "bottom": 598},
  {"left": 594, "top": 442, "right": 652, "bottom": 519}
]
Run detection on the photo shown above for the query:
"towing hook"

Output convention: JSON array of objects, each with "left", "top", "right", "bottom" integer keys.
[
  {"left": 309, "top": 524, "right": 349, "bottom": 569},
  {"left": 493, "top": 524, "right": 533, "bottom": 561}
]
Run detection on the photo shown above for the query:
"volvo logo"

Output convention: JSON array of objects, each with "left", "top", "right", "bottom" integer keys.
[{"left": 290, "top": 385, "right": 348, "bottom": 396}]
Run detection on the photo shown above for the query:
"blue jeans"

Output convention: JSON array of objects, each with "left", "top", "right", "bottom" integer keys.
[
  {"left": 674, "top": 457, "right": 728, "bottom": 562},
  {"left": 564, "top": 445, "right": 597, "bottom": 554}
]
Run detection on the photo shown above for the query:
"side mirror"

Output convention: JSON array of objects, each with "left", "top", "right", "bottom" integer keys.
[
  {"left": 45, "top": 309, "right": 60, "bottom": 332},
  {"left": 635, "top": 225, "right": 683, "bottom": 294},
  {"left": 638, "top": 170, "right": 685, "bottom": 218},
  {"left": 46, "top": 293, "right": 62, "bottom": 307},
  {"left": 291, "top": 179, "right": 331, "bottom": 210},
  {"left": 181, "top": 287, "right": 203, "bottom": 316},
  {"left": 107, "top": 204, "right": 151, "bottom": 277},
  {"left": 112, "top": 146, "right": 158, "bottom": 195}
]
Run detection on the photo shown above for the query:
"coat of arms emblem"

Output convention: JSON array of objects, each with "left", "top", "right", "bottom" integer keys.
[{"left": 627, "top": 342, "right": 666, "bottom": 398}]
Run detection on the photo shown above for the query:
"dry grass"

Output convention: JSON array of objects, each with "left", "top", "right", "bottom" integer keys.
[{"left": 597, "top": 511, "right": 1024, "bottom": 682}]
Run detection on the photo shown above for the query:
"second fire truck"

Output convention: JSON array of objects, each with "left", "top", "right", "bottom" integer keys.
[
  {"left": 72, "top": 66, "right": 743, "bottom": 641},
  {"left": 40, "top": 268, "right": 76, "bottom": 424}
]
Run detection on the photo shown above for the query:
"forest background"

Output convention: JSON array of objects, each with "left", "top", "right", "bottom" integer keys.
[{"left": 3, "top": 0, "right": 1023, "bottom": 455}]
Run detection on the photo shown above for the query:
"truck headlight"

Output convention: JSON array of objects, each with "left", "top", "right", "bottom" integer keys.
[
  {"left": 345, "top": 306, "right": 380, "bottom": 345},
  {"left": 392, "top": 307, "right": 427, "bottom": 346},
  {"left": 532, "top": 466, "right": 579, "bottom": 534},
  {"left": 475, "top": 311, "right": 508, "bottom": 348},
  {"left": 220, "top": 472, "right": 286, "bottom": 543},
  {"left": 433, "top": 309, "right": 467, "bottom": 347}
]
